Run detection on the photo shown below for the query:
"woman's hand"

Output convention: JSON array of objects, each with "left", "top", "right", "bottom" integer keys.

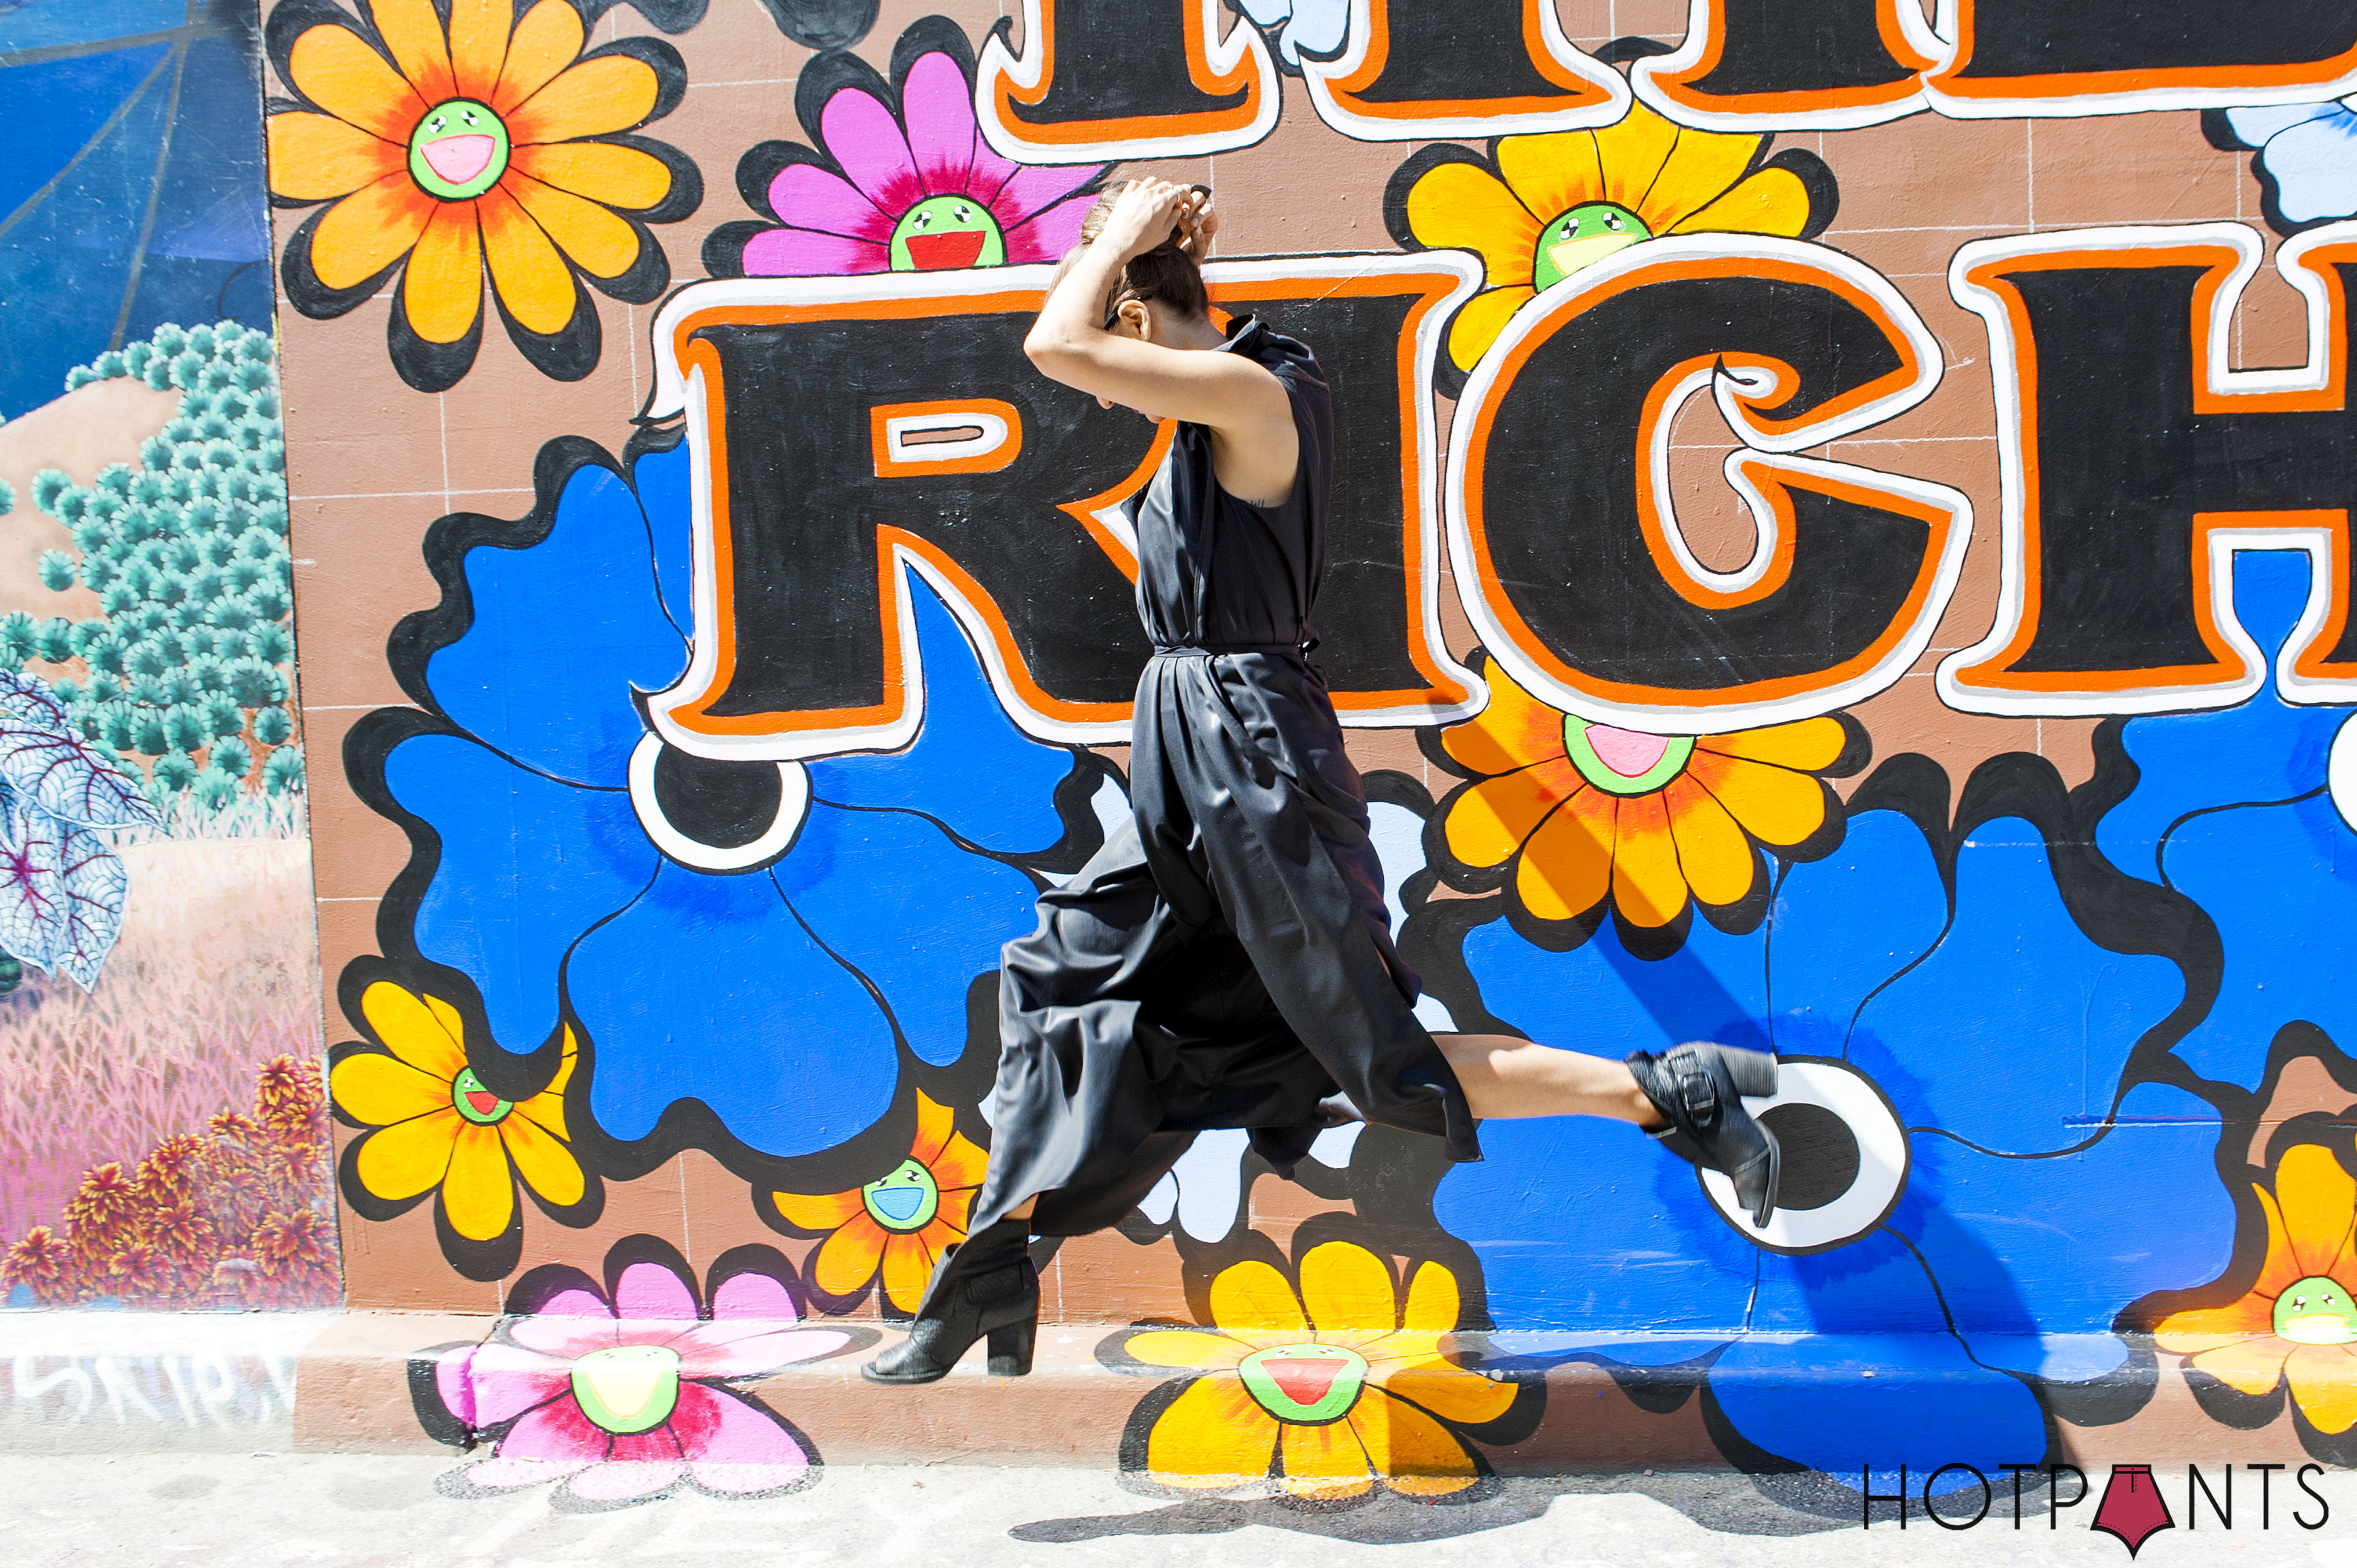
[
  {"left": 1176, "top": 187, "right": 1217, "bottom": 262},
  {"left": 1092, "top": 178, "right": 1199, "bottom": 262}
]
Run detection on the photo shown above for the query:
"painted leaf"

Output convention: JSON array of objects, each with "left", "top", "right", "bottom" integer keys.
[
  {"left": 0, "top": 804, "right": 64, "bottom": 970},
  {"left": 0, "top": 670, "right": 161, "bottom": 829},
  {"left": 51, "top": 825, "right": 130, "bottom": 992}
]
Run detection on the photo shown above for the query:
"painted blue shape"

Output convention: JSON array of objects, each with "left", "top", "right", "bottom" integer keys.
[
  {"left": 383, "top": 732, "right": 657, "bottom": 1049},
  {"left": 1768, "top": 810, "right": 1948, "bottom": 1049},
  {"left": 633, "top": 440, "right": 695, "bottom": 638},
  {"left": 775, "top": 801, "right": 1037, "bottom": 1066},
  {"left": 1852, "top": 818, "right": 2181, "bottom": 1146},
  {"left": 425, "top": 463, "right": 686, "bottom": 786},
  {"left": 565, "top": 860, "right": 900, "bottom": 1153},
  {"left": 805, "top": 580, "right": 1074, "bottom": 853},
  {"left": 2233, "top": 100, "right": 2357, "bottom": 224}
]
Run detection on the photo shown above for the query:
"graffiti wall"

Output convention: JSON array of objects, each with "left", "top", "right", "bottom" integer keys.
[
  {"left": 0, "top": 0, "right": 334, "bottom": 1309},
  {"left": 251, "top": 0, "right": 2357, "bottom": 1506}
]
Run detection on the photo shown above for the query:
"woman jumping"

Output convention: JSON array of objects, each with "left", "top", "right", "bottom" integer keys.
[{"left": 863, "top": 179, "right": 1780, "bottom": 1385}]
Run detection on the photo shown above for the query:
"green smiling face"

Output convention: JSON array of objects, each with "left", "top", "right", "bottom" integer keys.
[
  {"left": 891, "top": 195, "right": 1005, "bottom": 272},
  {"left": 860, "top": 1159, "right": 941, "bottom": 1233},
  {"left": 2273, "top": 1275, "right": 2357, "bottom": 1346},
  {"left": 569, "top": 1345, "right": 681, "bottom": 1435},
  {"left": 408, "top": 99, "right": 510, "bottom": 201},
  {"left": 1237, "top": 1342, "right": 1369, "bottom": 1425},
  {"left": 1531, "top": 202, "right": 1651, "bottom": 292},
  {"left": 449, "top": 1066, "right": 512, "bottom": 1126}
]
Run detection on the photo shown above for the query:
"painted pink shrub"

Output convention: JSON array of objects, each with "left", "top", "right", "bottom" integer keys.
[
  {"left": 704, "top": 15, "right": 1107, "bottom": 280},
  {"left": 425, "top": 1242, "right": 852, "bottom": 1508}
]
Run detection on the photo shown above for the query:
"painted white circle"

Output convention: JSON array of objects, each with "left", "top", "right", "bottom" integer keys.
[
  {"left": 2330, "top": 713, "right": 2357, "bottom": 834},
  {"left": 626, "top": 733, "right": 810, "bottom": 872},
  {"left": 1696, "top": 1057, "right": 1909, "bottom": 1255}
]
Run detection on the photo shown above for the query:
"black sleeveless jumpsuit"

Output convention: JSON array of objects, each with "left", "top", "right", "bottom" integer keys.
[{"left": 967, "top": 316, "right": 1482, "bottom": 1239}]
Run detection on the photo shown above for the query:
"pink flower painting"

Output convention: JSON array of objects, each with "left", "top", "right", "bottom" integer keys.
[
  {"left": 704, "top": 16, "right": 1108, "bottom": 279},
  {"left": 420, "top": 1240, "right": 854, "bottom": 1508}
]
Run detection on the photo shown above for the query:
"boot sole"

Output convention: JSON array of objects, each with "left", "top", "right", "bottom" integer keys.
[{"left": 1749, "top": 1128, "right": 1782, "bottom": 1229}]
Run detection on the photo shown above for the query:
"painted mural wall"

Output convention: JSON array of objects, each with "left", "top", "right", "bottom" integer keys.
[
  {"left": 0, "top": 0, "right": 333, "bottom": 1309},
  {"left": 234, "top": 0, "right": 2357, "bottom": 1507}
]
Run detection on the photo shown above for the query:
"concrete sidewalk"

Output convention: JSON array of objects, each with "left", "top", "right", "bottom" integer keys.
[{"left": 2, "top": 1453, "right": 2351, "bottom": 1567}]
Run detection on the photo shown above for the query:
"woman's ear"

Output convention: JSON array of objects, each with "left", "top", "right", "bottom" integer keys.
[{"left": 1116, "top": 297, "right": 1154, "bottom": 342}]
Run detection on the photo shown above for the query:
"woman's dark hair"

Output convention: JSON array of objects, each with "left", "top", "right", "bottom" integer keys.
[{"left": 1056, "top": 187, "right": 1210, "bottom": 323}]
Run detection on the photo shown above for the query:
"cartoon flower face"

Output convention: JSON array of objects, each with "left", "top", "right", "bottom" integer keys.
[
  {"left": 1388, "top": 100, "right": 1835, "bottom": 372},
  {"left": 1431, "top": 768, "right": 2237, "bottom": 1487},
  {"left": 767, "top": 1092, "right": 988, "bottom": 1313},
  {"left": 350, "top": 436, "right": 1080, "bottom": 1181},
  {"left": 424, "top": 1243, "right": 849, "bottom": 1505},
  {"left": 330, "top": 981, "right": 585, "bottom": 1252},
  {"left": 266, "top": 0, "right": 698, "bottom": 391},
  {"left": 1113, "top": 1241, "right": 1518, "bottom": 1504},
  {"left": 1436, "top": 655, "right": 1848, "bottom": 929},
  {"left": 2156, "top": 1144, "right": 2357, "bottom": 1439},
  {"left": 707, "top": 16, "right": 1105, "bottom": 280}
]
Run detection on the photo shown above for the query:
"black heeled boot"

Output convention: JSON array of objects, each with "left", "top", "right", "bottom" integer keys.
[
  {"left": 860, "top": 1218, "right": 1038, "bottom": 1384},
  {"left": 1626, "top": 1043, "right": 1782, "bottom": 1228}
]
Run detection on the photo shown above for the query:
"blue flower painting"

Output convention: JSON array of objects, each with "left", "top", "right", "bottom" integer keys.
[
  {"left": 363, "top": 435, "right": 1083, "bottom": 1165},
  {"left": 2213, "top": 100, "right": 2357, "bottom": 233}
]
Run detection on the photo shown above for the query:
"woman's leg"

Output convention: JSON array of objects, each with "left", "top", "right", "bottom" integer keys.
[{"left": 1434, "top": 1033, "right": 1667, "bottom": 1126}]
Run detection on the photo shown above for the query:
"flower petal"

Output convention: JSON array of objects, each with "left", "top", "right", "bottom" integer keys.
[
  {"left": 1685, "top": 750, "right": 1827, "bottom": 847},
  {"left": 672, "top": 1382, "right": 811, "bottom": 1491},
  {"left": 459, "top": 1456, "right": 588, "bottom": 1490},
  {"left": 495, "top": 1392, "right": 608, "bottom": 1461},
  {"left": 365, "top": 0, "right": 455, "bottom": 103},
  {"left": 1446, "top": 286, "right": 1532, "bottom": 372},
  {"left": 1004, "top": 193, "right": 1092, "bottom": 263},
  {"left": 2285, "top": 1342, "right": 2357, "bottom": 1433},
  {"left": 1145, "top": 1375, "right": 1280, "bottom": 1487},
  {"left": 269, "top": 111, "right": 403, "bottom": 202},
  {"left": 489, "top": 0, "right": 585, "bottom": 116},
  {"left": 880, "top": 1232, "right": 937, "bottom": 1317},
  {"left": 741, "top": 225, "right": 891, "bottom": 277},
  {"left": 2154, "top": 1293, "right": 2278, "bottom": 1351},
  {"left": 463, "top": 1340, "right": 574, "bottom": 1427},
  {"left": 1209, "top": 1260, "right": 1309, "bottom": 1342},
  {"left": 1593, "top": 101, "right": 1681, "bottom": 214},
  {"left": 1123, "top": 1330, "right": 1249, "bottom": 1372},
  {"left": 1350, "top": 1389, "right": 1480, "bottom": 1495},
  {"left": 1495, "top": 132, "right": 1605, "bottom": 234},
  {"left": 899, "top": 49, "right": 978, "bottom": 197},
  {"left": 507, "top": 1314, "right": 623, "bottom": 1358},
  {"left": 513, "top": 1083, "right": 569, "bottom": 1144},
  {"left": 495, "top": 1111, "right": 581, "bottom": 1208},
  {"left": 1399, "top": 1261, "right": 1460, "bottom": 1335},
  {"left": 503, "top": 168, "right": 640, "bottom": 280},
  {"left": 1444, "top": 760, "right": 1583, "bottom": 869},
  {"left": 1515, "top": 787, "right": 1615, "bottom": 922},
  {"left": 288, "top": 23, "right": 427, "bottom": 142},
  {"left": 1632, "top": 125, "right": 1765, "bottom": 234},
  {"left": 2275, "top": 1145, "right": 2357, "bottom": 1279},
  {"left": 1278, "top": 1416, "right": 1376, "bottom": 1501},
  {"left": 1377, "top": 1355, "right": 1517, "bottom": 1427},
  {"left": 989, "top": 162, "right": 1104, "bottom": 230},
  {"left": 442, "top": 1121, "right": 516, "bottom": 1241},
  {"left": 929, "top": 1131, "right": 989, "bottom": 1195},
  {"left": 402, "top": 197, "right": 485, "bottom": 346},
  {"left": 1404, "top": 161, "right": 1538, "bottom": 288},
  {"left": 511, "top": 141, "right": 673, "bottom": 212},
  {"left": 1299, "top": 1242, "right": 1399, "bottom": 1336},
  {"left": 1611, "top": 789, "right": 1689, "bottom": 927},
  {"left": 354, "top": 1107, "right": 460, "bottom": 1202},
  {"left": 710, "top": 1271, "right": 800, "bottom": 1324},
  {"left": 446, "top": 0, "right": 512, "bottom": 100},
  {"left": 565, "top": 1454, "right": 685, "bottom": 1501},
  {"left": 1664, "top": 774, "right": 1758, "bottom": 908},
  {"left": 675, "top": 1327, "right": 848, "bottom": 1380},
  {"left": 765, "top": 162, "right": 894, "bottom": 239},
  {"left": 2257, "top": 112, "right": 2357, "bottom": 224},
  {"left": 911, "top": 1091, "right": 954, "bottom": 1166},
  {"left": 1695, "top": 716, "right": 1845, "bottom": 771},
  {"left": 771, "top": 1188, "right": 864, "bottom": 1232},
  {"left": 307, "top": 172, "right": 436, "bottom": 293},
  {"left": 2188, "top": 1336, "right": 2295, "bottom": 1396},
  {"left": 610, "top": 1260, "right": 698, "bottom": 1324},
  {"left": 332, "top": 1051, "right": 449, "bottom": 1127},
  {"left": 478, "top": 181, "right": 579, "bottom": 336},
  {"left": 1444, "top": 659, "right": 1570, "bottom": 775},
  {"left": 508, "top": 55, "right": 659, "bottom": 145},
  {"left": 1665, "top": 165, "right": 1813, "bottom": 238},
  {"left": 812, "top": 1217, "right": 886, "bottom": 1298},
  {"left": 819, "top": 85, "right": 923, "bottom": 216}
]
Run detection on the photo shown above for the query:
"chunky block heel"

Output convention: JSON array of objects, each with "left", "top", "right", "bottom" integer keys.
[
  {"left": 1629, "top": 1043, "right": 1783, "bottom": 1228},
  {"left": 1724, "top": 1047, "right": 1779, "bottom": 1099},
  {"left": 986, "top": 1321, "right": 1036, "bottom": 1377}
]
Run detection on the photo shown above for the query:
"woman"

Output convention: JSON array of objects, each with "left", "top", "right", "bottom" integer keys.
[{"left": 864, "top": 179, "right": 1779, "bottom": 1385}]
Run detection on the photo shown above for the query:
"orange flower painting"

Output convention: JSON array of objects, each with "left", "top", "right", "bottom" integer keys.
[
  {"left": 1386, "top": 100, "right": 1837, "bottom": 374},
  {"left": 1114, "top": 1241, "right": 1518, "bottom": 1504},
  {"left": 768, "top": 1091, "right": 988, "bottom": 1315},
  {"left": 266, "top": 0, "right": 699, "bottom": 391},
  {"left": 2156, "top": 1144, "right": 2357, "bottom": 1439},
  {"left": 1438, "top": 658, "right": 1853, "bottom": 929},
  {"left": 329, "top": 981, "right": 587, "bottom": 1269}
]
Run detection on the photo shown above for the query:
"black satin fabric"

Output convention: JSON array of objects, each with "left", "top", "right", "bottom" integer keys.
[{"left": 968, "top": 317, "right": 1480, "bottom": 1240}]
